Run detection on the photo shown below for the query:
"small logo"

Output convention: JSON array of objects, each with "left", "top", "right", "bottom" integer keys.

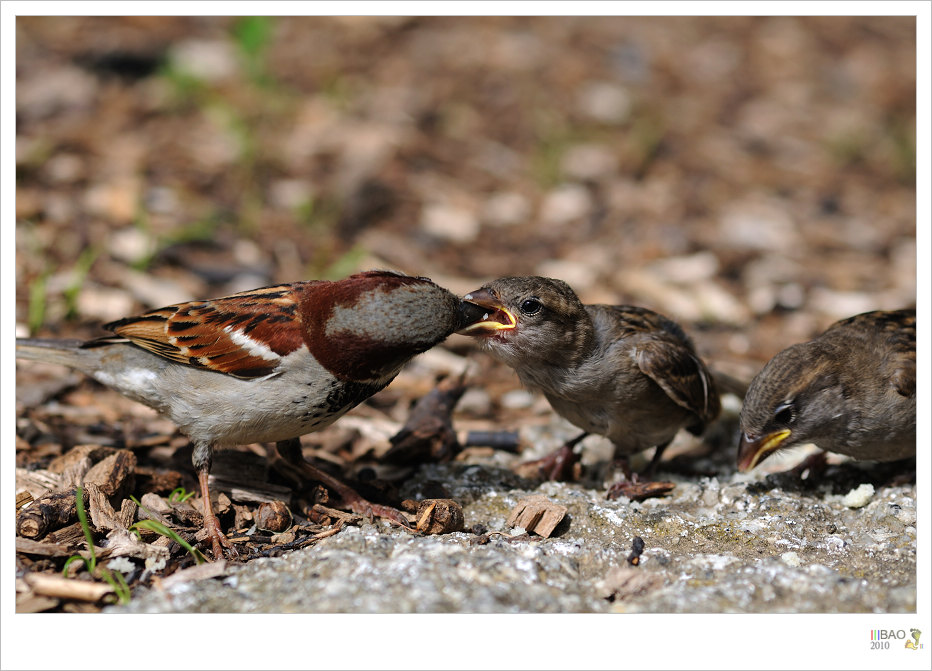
[{"left": 869, "top": 628, "right": 924, "bottom": 650}]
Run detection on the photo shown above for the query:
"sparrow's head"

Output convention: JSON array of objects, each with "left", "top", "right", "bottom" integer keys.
[
  {"left": 304, "top": 270, "right": 487, "bottom": 382},
  {"left": 458, "top": 276, "right": 593, "bottom": 369},
  {"left": 737, "top": 342, "right": 843, "bottom": 472}
]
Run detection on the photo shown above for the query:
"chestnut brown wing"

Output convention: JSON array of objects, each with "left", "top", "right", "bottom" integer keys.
[{"left": 104, "top": 283, "right": 316, "bottom": 379}]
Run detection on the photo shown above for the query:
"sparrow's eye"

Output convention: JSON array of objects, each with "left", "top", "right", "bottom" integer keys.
[
  {"left": 773, "top": 401, "right": 796, "bottom": 425},
  {"left": 519, "top": 297, "right": 543, "bottom": 315}
]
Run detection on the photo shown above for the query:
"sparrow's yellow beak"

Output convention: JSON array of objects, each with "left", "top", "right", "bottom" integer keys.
[
  {"left": 457, "top": 288, "right": 517, "bottom": 335},
  {"left": 737, "top": 428, "right": 791, "bottom": 472}
]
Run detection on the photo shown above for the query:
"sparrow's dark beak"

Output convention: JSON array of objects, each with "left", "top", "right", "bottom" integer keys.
[
  {"left": 737, "top": 429, "right": 791, "bottom": 472},
  {"left": 456, "top": 288, "right": 517, "bottom": 335},
  {"left": 455, "top": 299, "right": 495, "bottom": 332}
]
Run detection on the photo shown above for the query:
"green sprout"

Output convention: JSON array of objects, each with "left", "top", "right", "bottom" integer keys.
[
  {"left": 61, "top": 487, "right": 132, "bottom": 605},
  {"left": 27, "top": 272, "right": 47, "bottom": 335},
  {"left": 130, "top": 495, "right": 207, "bottom": 564},
  {"left": 168, "top": 487, "right": 196, "bottom": 504},
  {"left": 232, "top": 16, "right": 275, "bottom": 86},
  {"left": 62, "top": 247, "right": 100, "bottom": 320}
]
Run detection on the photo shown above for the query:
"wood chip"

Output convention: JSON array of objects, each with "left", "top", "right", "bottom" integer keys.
[
  {"left": 403, "top": 498, "right": 465, "bottom": 534},
  {"left": 16, "top": 490, "right": 34, "bottom": 512},
  {"left": 83, "top": 449, "right": 137, "bottom": 498},
  {"left": 15, "top": 468, "right": 61, "bottom": 500},
  {"left": 16, "top": 488, "right": 84, "bottom": 539},
  {"left": 506, "top": 494, "right": 568, "bottom": 538},
  {"left": 16, "top": 594, "right": 61, "bottom": 613},
  {"left": 45, "top": 522, "right": 89, "bottom": 547},
  {"left": 308, "top": 504, "right": 363, "bottom": 526},
  {"left": 606, "top": 480, "right": 675, "bottom": 502},
  {"left": 16, "top": 537, "right": 74, "bottom": 558},
  {"left": 24, "top": 573, "right": 113, "bottom": 602},
  {"left": 86, "top": 482, "right": 122, "bottom": 532},
  {"left": 47, "top": 444, "right": 118, "bottom": 474}
]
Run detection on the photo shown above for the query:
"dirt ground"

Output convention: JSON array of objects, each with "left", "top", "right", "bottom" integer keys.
[{"left": 8, "top": 13, "right": 926, "bottom": 670}]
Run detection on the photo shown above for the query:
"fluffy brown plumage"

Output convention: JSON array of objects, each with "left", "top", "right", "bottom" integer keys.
[
  {"left": 738, "top": 309, "right": 916, "bottom": 472},
  {"left": 17, "top": 270, "right": 487, "bottom": 558},
  {"left": 459, "top": 276, "right": 720, "bottom": 487}
]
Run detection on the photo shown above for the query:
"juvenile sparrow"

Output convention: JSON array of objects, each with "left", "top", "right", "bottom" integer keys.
[
  {"left": 17, "top": 270, "right": 488, "bottom": 558},
  {"left": 738, "top": 309, "right": 916, "bottom": 472},
  {"left": 458, "top": 276, "right": 720, "bottom": 494}
]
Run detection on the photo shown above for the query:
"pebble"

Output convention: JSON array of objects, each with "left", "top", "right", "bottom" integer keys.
[
  {"left": 781, "top": 551, "right": 802, "bottom": 567},
  {"left": 168, "top": 39, "right": 239, "bottom": 82},
  {"left": 500, "top": 389, "right": 536, "bottom": 410},
  {"left": 841, "top": 483, "right": 875, "bottom": 509},
  {"left": 718, "top": 197, "right": 800, "bottom": 252},
  {"left": 420, "top": 203, "right": 480, "bottom": 243},
  {"left": 481, "top": 191, "right": 531, "bottom": 227},
  {"left": 539, "top": 184, "right": 592, "bottom": 225},
  {"left": 561, "top": 144, "right": 619, "bottom": 181},
  {"left": 576, "top": 81, "right": 633, "bottom": 124}
]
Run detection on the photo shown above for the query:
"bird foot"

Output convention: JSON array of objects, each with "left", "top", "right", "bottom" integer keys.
[
  {"left": 786, "top": 451, "right": 828, "bottom": 480},
  {"left": 270, "top": 439, "right": 412, "bottom": 529},
  {"left": 514, "top": 443, "right": 581, "bottom": 481},
  {"left": 203, "top": 510, "right": 239, "bottom": 560}
]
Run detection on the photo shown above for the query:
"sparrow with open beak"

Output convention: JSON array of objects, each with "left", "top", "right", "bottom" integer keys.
[{"left": 458, "top": 276, "right": 720, "bottom": 496}]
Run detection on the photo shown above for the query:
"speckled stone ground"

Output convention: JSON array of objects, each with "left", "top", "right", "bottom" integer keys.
[{"left": 112, "top": 417, "right": 917, "bottom": 615}]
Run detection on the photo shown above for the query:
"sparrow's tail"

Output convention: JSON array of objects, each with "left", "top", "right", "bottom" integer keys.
[{"left": 16, "top": 338, "right": 92, "bottom": 371}]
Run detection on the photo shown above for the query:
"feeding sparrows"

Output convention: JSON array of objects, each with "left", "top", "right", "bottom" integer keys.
[
  {"left": 458, "top": 276, "right": 720, "bottom": 494},
  {"left": 17, "top": 270, "right": 488, "bottom": 558},
  {"left": 738, "top": 309, "right": 916, "bottom": 472}
]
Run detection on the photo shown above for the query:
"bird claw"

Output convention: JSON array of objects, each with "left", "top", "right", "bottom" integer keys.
[{"left": 515, "top": 443, "right": 581, "bottom": 481}]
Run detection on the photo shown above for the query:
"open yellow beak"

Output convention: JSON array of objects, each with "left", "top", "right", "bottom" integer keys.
[{"left": 457, "top": 288, "right": 517, "bottom": 335}]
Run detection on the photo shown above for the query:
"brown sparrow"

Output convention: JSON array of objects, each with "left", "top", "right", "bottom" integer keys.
[
  {"left": 17, "top": 270, "right": 488, "bottom": 558},
  {"left": 458, "top": 276, "right": 720, "bottom": 495},
  {"left": 738, "top": 309, "right": 915, "bottom": 472}
]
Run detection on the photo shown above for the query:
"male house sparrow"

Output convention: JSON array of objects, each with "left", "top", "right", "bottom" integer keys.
[
  {"left": 17, "top": 270, "right": 487, "bottom": 558},
  {"left": 738, "top": 309, "right": 916, "bottom": 472},
  {"left": 458, "top": 276, "right": 720, "bottom": 494}
]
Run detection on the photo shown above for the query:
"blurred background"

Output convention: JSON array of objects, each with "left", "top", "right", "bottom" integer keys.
[{"left": 15, "top": 15, "right": 917, "bottom": 381}]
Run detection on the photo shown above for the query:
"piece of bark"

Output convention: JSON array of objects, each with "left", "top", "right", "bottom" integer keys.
[
  {"left": 506, "top": 494, "right": 568, "bottom": 538},
  {"left": 86, "top": 482, "right": 122, "bottom": 532},
  {"left": 47, "top": 445, "right": 117, "bottom": 474},
  {"left": 382, "top": 373, "right": 468, "bottom": 465},
  {"left": 61, "top": 455, "right": 94, "bottom": 489},
  {"left": 16, "top": 537, "right": 74, "bottom": 558},
  {"left": 16, "top": 488, "right": 86, "bottom": 539},
  {"left": 83, "top": 449, "right": 137, "bottom": 499},
  {"left": 133, "top": 466, "right": 184, "bottom": 496},
  {"left": 45, "top": 522, "right": 90, "bottom": 547},
  {"left": 117, "top": 498, "right": 138, "bottom": 529},
  {"left": 24, "top": 572, "right": 113, "bottom": 602},
  {"left": 307, "top": 504, "right": 363, "bottom": 526},
  {"left": 403, "top": 499, "right": 465, "bottom": 534},
  {"left": 606, "top": 480, "right": 675, "bottom": 502},
  {"left": 16, "top": 490, "right": 34, "bottom": 512},
  {"left": 15, "top": 594, "right": 60, "bottom": 613},
  {"left": 15, "top": 468, "right": 62, "bottom": 500}
]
